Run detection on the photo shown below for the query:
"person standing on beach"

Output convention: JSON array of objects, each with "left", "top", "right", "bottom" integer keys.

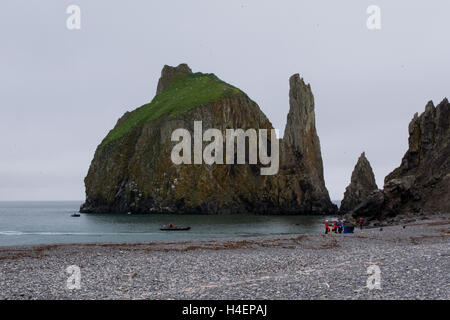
[
  {"left": 332, "top": 221, "right": 338, "bottom": 233},
  {"left": 359, "top": 218, "right": 363, "bottom": 230},
  {"left": 337, "top": 220, "right": 343, "bottom": 234},
  {"left": 325, "top": 220, "right": 329, "bottom": 234}
]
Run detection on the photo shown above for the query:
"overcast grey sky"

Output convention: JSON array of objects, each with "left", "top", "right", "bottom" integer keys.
[{"left": 0, "top": 0, "right": 449, "bottom": 201}]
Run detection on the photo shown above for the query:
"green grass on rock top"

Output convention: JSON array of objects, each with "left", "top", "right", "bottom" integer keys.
[{"left": 100, "top": 72, "right": 245, "bottom": 147}]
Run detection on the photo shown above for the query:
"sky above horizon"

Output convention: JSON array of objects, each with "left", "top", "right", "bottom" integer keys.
[{"left": 1, "top": 0, "right": 449, "bottom": 201}]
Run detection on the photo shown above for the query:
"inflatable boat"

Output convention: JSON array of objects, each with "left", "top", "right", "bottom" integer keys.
[{"left": 160, "top": 225, "right": 191, "bottom": 231}]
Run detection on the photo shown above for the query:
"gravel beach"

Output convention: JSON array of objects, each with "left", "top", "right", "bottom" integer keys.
[{"left": 1, "top": 216, "right": 449, "bottom": 300}]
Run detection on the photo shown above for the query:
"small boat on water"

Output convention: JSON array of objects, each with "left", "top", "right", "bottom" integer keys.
[
  {"left": 71, "top": 212, "right": 81, "bottom": 217},
  {"left": 160, "top": 224, "right": 191, "bottom": 231}
]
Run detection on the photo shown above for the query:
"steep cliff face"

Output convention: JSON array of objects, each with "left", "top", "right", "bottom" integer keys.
[
  {"left": 81, "top": 64, "right": 336, "bottom": 214},
  {"left": 350, "top": 99, "right": 450, "bottom": 223},
  {"left": 339, "top": 152, "right": 378, "bottom": 213}
]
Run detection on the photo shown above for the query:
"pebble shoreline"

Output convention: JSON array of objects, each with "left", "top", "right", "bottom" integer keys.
[{"left": 0, "top": 216, "right": 449, "bottom": 300}]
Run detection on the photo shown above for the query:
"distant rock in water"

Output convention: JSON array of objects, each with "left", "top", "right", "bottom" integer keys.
[
  {"left": 340, "top": 152, "right": 378, "bottom": 213},
  {"left": 350, "top": 98, "right": 450, "bottom": 223},
  {"left": 81, "top": 64, "right": 337, "bottom": 215}
]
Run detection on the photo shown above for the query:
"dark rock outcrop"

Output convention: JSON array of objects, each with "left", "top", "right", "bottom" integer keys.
[
  {"left": 156, "top": 63, "right": 192, "bottom": 95},
  {"left": 81, "top": 64, "right": 337, "bottom": 215},
  {"left": 339, "top": 152, "right": 378, "bottom": 213},
  {"left": 350, "top": 99, "right": 450, "bottom": 224}
]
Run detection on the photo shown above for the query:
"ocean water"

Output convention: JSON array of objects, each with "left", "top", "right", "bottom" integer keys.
[{"left": 0, "top": 201, "right": 338, "bottom": 247}]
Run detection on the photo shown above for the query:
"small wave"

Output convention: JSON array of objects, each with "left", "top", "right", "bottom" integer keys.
[
  {"left": 0, "top": 231, "right": 162, "bottom": 236},
  {"left": 0, "top": 231, "right": 25, "bottom": 236}
]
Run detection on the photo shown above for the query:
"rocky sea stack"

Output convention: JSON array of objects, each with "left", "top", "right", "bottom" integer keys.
[
  {"left": 340, "top": 152, "right": 378, "bottom": 213},
  {"left": 349, "top": 99, "right": 450, "bottom": 224},
  {"left": 81, "top": 64, "right": 337, "bottom": 214}
]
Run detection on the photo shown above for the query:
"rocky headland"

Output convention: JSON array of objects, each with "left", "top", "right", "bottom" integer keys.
[
  {"left": 80, "top": 63, "right": 449, "bottom": 222},
  {"left": 348, "top": 99, "right": 450, "bottom": 225},
  {"left": 81, "top": 64, "right": 337, "bottom": 215}
]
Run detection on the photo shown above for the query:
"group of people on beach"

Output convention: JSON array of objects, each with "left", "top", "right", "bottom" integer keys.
[
  {"left": 324, "top": 218, "right": 364, "bottom": 234},
  {"left": 324, "top": 220, "right": 343, "bottom": 234}
]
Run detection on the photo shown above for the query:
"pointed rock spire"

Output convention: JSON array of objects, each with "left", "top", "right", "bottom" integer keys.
[
  {"left": 340, "top": 152, "right": 378, "bottom": 213},
  {"left": 278, "top": 73, "right": 336, "bottom": 214},
  {"left": 283, "top": 74, "right": 325, "bottom": 182}
]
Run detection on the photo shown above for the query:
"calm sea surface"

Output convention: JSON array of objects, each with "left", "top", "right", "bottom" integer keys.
[{"left": 0, "top": 201, "right": 339, "bottom": 246}]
